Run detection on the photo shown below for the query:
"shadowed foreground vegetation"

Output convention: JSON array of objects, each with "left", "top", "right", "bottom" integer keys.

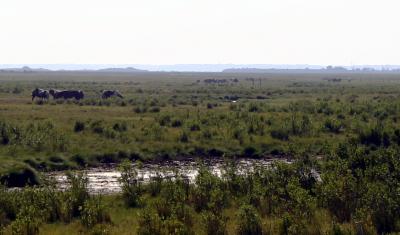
[
  {"left": 2, "top": 147, "right": 400, "bottom": 235},
  {"left": 2, "top": 71, "right": 400, "bottom": 234}
]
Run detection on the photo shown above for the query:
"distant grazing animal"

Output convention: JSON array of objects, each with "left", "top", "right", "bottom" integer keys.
[
  {"left": 101, "top": 90, "right": 123, "bottom": 99},
  {"left": 31, "top": 88, "right": 49, "bottom": 101},
  {"left": 49, "top": 89, "right": 61, "bottom": 98},
  {"left": 49, "top": 89, "right": 84, "bottom": 100}
]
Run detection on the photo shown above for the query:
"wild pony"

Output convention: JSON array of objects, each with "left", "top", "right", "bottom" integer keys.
[
  {"left": 101, "top": 90, "right": 123, "bottom": 99},
  {"left": 31, "top": 88, "right": 49, "bottom": 101},
  {"left": 49, "top": 89, "right": 84, "bottom": 100}
]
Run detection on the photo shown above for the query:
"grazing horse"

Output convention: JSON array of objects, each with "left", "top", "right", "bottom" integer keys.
[
  {"left": 49, "top": 89, "right": 84, "bottom": 100},
  {"left": 101, "top": 90, "right": 123, "bottom": 99},
  {"left": 31, "top": 88, "right": 49, "bottom": 101}
]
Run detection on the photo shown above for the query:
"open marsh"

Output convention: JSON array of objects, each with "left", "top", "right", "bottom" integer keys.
[{"left": 2, "top": 71, "right": 400, "bottom": 234}]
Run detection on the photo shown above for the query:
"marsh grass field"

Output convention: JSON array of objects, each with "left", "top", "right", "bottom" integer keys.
[
  {"left": 2, "top": 71, "right": 399, "bottom": 176},
  {"left": 2, "top": 71, "right": 400, "bottom": 234}
]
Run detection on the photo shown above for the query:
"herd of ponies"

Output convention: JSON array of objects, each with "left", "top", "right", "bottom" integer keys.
[{"left": 31, "top": 88, "right": 123, "bottom": 101}]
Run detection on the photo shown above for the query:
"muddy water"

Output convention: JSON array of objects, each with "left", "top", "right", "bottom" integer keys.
[{"left": 50, "top": 158, "right": 290, "bottom": 194}]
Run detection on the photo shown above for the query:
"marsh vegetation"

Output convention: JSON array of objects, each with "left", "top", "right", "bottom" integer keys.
[{"left": 1, "top": 71, "right": 400, "bottom": 234}]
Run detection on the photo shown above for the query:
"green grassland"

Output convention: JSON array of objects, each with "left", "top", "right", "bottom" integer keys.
[
  {"left": 1, "top": 71, "right": 400, "bottom": 178},
  {"left": 2, "top": 71, "right": 400, "bottom": 234}
]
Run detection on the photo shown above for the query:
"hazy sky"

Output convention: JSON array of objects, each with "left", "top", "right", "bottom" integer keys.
[{"left": 1, "top": 0, "right": 399, "bottom": 65}]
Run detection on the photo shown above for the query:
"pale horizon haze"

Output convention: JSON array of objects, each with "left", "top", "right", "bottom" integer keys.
[{"left": 1, "top": 0, "right": 399, "bottom": 65}]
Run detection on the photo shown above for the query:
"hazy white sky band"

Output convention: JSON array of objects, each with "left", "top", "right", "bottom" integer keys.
[{"left": 1, "top": 0, "right": 399, "bottom": 65}]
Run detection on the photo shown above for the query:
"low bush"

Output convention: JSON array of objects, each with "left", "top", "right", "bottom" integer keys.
[
  {"left": 324, "top": 118, "right": 343, "bottom": 133},
  {"left": 90, "top": 121, "right": 104, "bottom": 134},
  {"left": 137, "top": 208, "right": 163, "bottom": 235},
  {"left": 118, "top": 160, "right": 142, "bottom": 207},
  {"left": 172, "top": 119, "right": 183, "bottom": 127},
  {"left": 236, "top": 205, "right": 263, "bottom": 235},
  {"left": 10, "top": 205, "right": 41, "bottom": 235},
  {"left": 201, "top": 211, "right": 227, "bottom": 235},
  {"left": 113, "top": 122, "right": 128, "bottom": 132},
  {"left": 64, "top": 172, "right": 90, "bottom": 218},
  {"left": 0, "top": 163, "right": 39, "bottom": 187},
  {"left": 271, "top": 128, "right": 289, "bottom": 141},
  {"left": 74, "top": 121, "right": 85, "bottom": 132},
  {"left": 150, "top": 106, "right": 161, "bottom": 113},
  {"left": 179, "top": 132, "right": 189, "bottom": 143},
  {"left": 80, "top": 196, "right": 111, "bottom": 228}
]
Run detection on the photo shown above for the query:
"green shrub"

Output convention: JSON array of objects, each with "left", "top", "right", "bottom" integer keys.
[
  {"left": 201, "top": 211, "right": 227, "bottom": 235},
  {"left": 74, "top": 121, "right": 85, "bottom": 132},
  {"left": 64, "top": 172, "right": 90, "bottom": 218},
  {"left": 172, "top": 119, "right": 183, "bottom": 127},
  {"left": 358, "top": 124, "right": 390, "bottom": 147},
  {"left": 202, "top": 129, "right": 213, "bottom": 139},
  {"left": 137, "top": 207, "right": 193, "bottom": 235},
  {"left": 103, "top": 128, "right": 117, "bottom": 139},
  {"left": 243, "top": 146, "right": 258, "bottom": 158},
  {"left": 71, "top": 154, "right": 87, "bottom": 167},
  {"left": 0, "top": 186, "right": 15, "bottom": 227},
  {"left": 80, "top": 196, "right": 111, "bottom": 228},
  {"left": 163, "top": 216, "right": 193, "bottom": 235},
  {"left": 134, "top": 106, "right": 147, "bottom": 113},
  {"left": 0, "top": 163, "right": 40, "bottom": 187},
  {"left": 150, "top": 106, "right": 161, "bottom": 113},
  {"left": 179, "top": 132, "right": 189, "bottom": 143},
  {"left": 248, "top": 103, "right": 261, "bottom": 113},
  {"left": 0, "top": 121, "right": 10, "bottom": 145},
  {"left": 189, "top": 123, "right": 200, "bottom": 131},
  {"left": 192, "top": 165, "right": 226, "bottom": 212},
  {"left": 10, "top": 205, "right": 41, "bottom": 235},
  {"left": 271, "top": 128, "right": 289, "bottom": 141},
  {"left": 236, "top": 205, "right": 263, "bottom": 235},
  {"left": 280, "top": 213, "right": 307, "bottom": 235},
  {"left": 159, "top": 115, "right": 171, "bottom": 126},
  {"left": 148, "top": 171, "right": 163, "bottom": 197},
  {"left": 137, "top": 208, "right": 163, "bottom": 235},
  {"left": 112, "top": 122, "right": 127, "bottom": 132},
  {"left": 90, "top": 121, "right": 104, "bottom": 134},
  {"left": 324, "top": 118, "right": 343, "bottom": 133},
  {"left": 118, "top": 160, "right": 142, "bottom": 207}
]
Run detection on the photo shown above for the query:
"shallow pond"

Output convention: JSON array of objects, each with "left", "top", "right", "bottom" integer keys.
[{"left": 50, "top": 158, "right": 291, "bottom": 194}]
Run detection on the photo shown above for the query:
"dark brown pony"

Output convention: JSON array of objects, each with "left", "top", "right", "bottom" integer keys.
[
  {"left": 101, "top": 90, "right": 123, "bottom": 99},
  {"left": 49, "top": 89, "right": 84, "bottom": 100},
  {"left": 31, "top": 88, "right": 49, "bottom": 101}
]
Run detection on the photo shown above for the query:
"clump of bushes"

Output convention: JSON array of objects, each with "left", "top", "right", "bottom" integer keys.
[
  {"left": 236, "top": 205, "right": 263, "bottom": 235},
  {"left": 192, "top": 165, "right": 227, "bottom": 212},
  {"left": 159, "top": 115, "right": 171, "bottom": 126},
  {"left": 358, "top": 123, "right": 391, "bottom": 147},
  {"left": 150, "top": 106, "right": 161, "bottom": 113},
  {"left": 171, "top": 119, "right": 183, "bottom": 127},
  {"left": 113, "top": 122, "right": 128, "bottom": 132},
  {"left": 80, "top": 196, "right": 111, "bottom": 228},
  {"left": 138, "top": 171, "right": 194, "bottom": 235},
  {"left": 0, "top": 162, "right": 40, "bottom": 187},
  {"left": 271, "top": 128, "right": 289, "bottom": 141},
  {"left": 118, "top": 160, "right": 142, "bottom": 207},
  {"left": 134, "top": 106, "right": 147, "bottom": 113},
  {"left": 324, "top": 118, "right": 343, "bottom": 133},
  {"left": 0, "top": 120, "right": 69, "bottom": 152},
  {"left": 201, "top": 211, "right": 227, "bottom": 235},
  {"left": 74, "top": 121, "right": 85, "bottom": 132},
  {"left": 179, "top": 132, "right": 189, "bottom": 143},
  {"left": 189, "top": 123, "right": 200, "bottom": 131},
  {"left": 0, "top": 172, "right": 111, "bottom": 234},
  {"left": 248, "top": 103, "right": 262, "bottom": 113},
  {"left": 90, "top": 121, "right": 104, "bottom": 134}
]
